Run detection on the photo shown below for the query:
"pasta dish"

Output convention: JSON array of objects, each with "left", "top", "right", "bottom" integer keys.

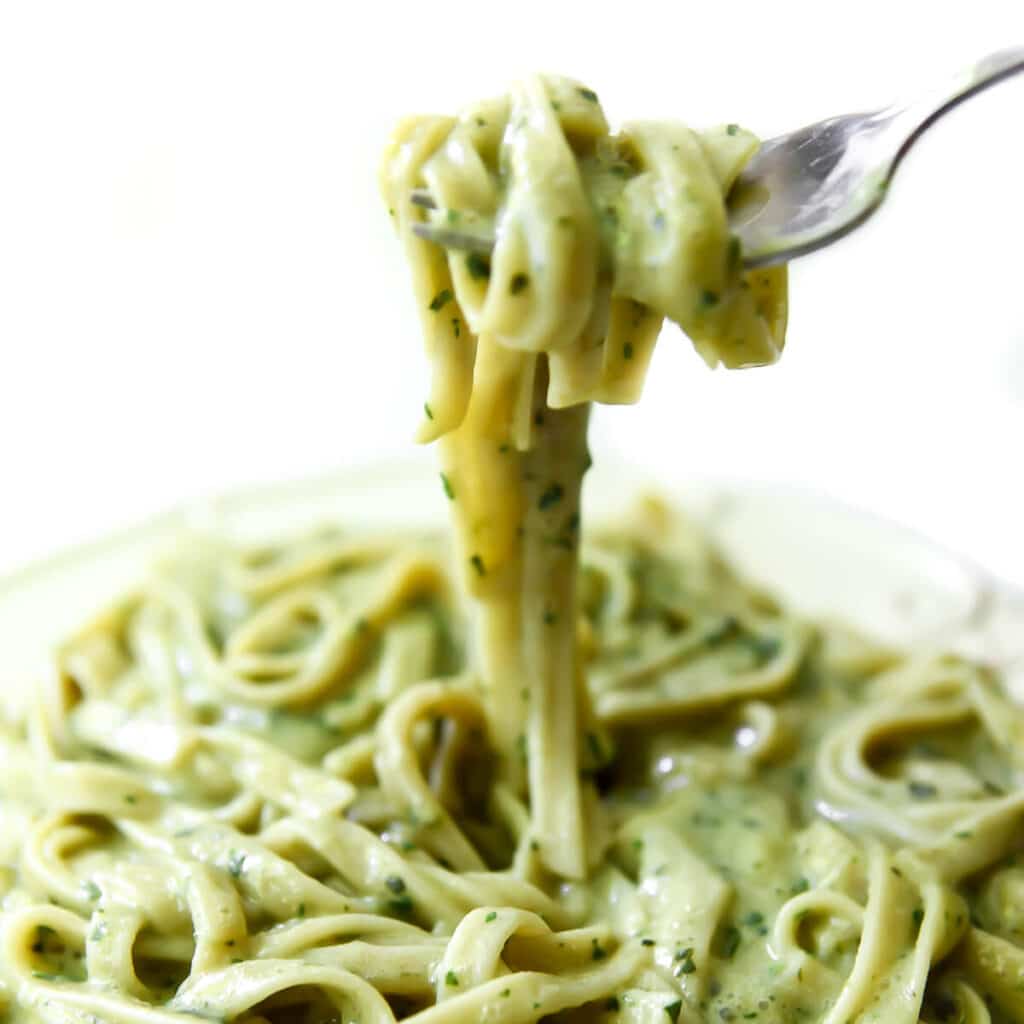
[{"left": 0, "top": 75, "right": 1019, "bottom": 1024}]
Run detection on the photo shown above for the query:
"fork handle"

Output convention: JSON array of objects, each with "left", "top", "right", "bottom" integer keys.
[{"left": 888, "top": 46, "right": 1024, "bottom": 147}]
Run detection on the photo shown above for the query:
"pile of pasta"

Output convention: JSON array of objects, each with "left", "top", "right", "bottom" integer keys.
[{"left": 1, "top": 503, "right": 1024, "bottom": 1024}]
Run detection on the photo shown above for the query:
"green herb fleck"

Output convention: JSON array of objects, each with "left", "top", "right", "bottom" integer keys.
[
  {"left": 297, "top": 903, "right": 306, "bottom": 918},
  {"left": 912, "top": 907, "right": 924, "bottom": 928},
  {"left": 445, "top": 970, "right": 460, "bottom": 987},
  {"left": 605, "top": 996, "right": 621, "bottom": 1011},
  {"left": 466, "top": 253, "right": 491, "bottom": 280},
  {"left": 743, "top": 911, "right": 765, "bottom": 928},
  {"left": 718, "top": 925, "right": 741, "bottom": 958},
  {"left": 698, "top": 289, "right": 720, "bottom": 310},
  {"left": 423, "top": 402, "right": 434, "bottom": 421},
  {"left": 538, "top": 483, "right": 564, "bottom": 510},
  {"left": 82, "top": 880, "right": 101, "bottom": 901},
  {"left": 591, "top": 937, "right": 608, "bottom": 961},
  {"left": 469, "top": 554, "right": 486, "bottom": 577},
  {"left": 674, "top": 947, "right": 696, "bottom": 976},
  {"left": 665, "top": 1000, "right": 683, "bottom": 1023},
  {"left": 446, "top": 209, "right": 460, "bottom": 224},
  {"left": 623, "top": 342, "right": 634, "bottom": 360},
  {"left": 908, "top": 781, "right": 938, "bottom": 800},
  {"left": 226, "top": 850, "right": 246, "bottom": 879},
  {"left": 385, "top": 875, "right": 406, "bottom": 895},
  {"left": 510, "top": 272, "right": 530, "bottom": 295},
  {"left": 388, "top": 895, "right": 414, "bottom": 916},
  {"left": 543, "top": 609, "right": 558, "bottom": 625},
  {"left": 727, "top": 123, "right": 740, "bottom": 136},
  {"left": 452, "top": 317, "right": 461, "bottom": 338},
  {"left": 578, "top": 87, "right": 599, "bottom": 103},
  {"left": 485, "top": 911, "right": 497, "bottom": 923},
  {"left": 790, "top": 877, "right": 810, "bottom": 895},
  {"left": 440, "top": 473, "right": 455, "bottom": 500},
  {"left": 429, "top": 288, "right": 453, "bottom": 312}
]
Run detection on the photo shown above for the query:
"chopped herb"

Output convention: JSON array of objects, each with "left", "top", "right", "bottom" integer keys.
[
  {"left": 533, "top": 411, "right": 545, "bottom": 426},
  {"left": 912, "top": 907, "right": 924, "bottom": 928},
  {"left": 538, "top": 483, "right": 564, "bottom": 510},
  {"left": 466, "top": 253, "right": 490, "bottom": 280},
  {"left": 123, "top": 793, "right": 137, "bottom": 804},
  {"left": 641, "top": 937, "right": 655, "bottom": 946},
  {"left": 674, "top": 947, "right": 697, "bottom": 975},
  {"left": 423, "top": 402, "right": 434, "bottom": 421},
  {"left": 551, "top": 100, "right": 561, "bottom": 111},
  {"left": 623, "top": 341, "right": 634, "bottom": 360},
  {"left": 475, "top": 117, "right": 487, "bottom": 127},
  {"left": 908, "top": 780, "right": 938, "bottom": 800},
  {"left": 501, "top": 988, "right": 511, "bottom": 997},
  {"left": 718, "top": 925, "right": 741, "bottom": 958},
  {"left": 743, "top": 911, "right": 765, "bottom": 928},
  {"left": 498, "top": 443, "right": 510, "bottom": 453},
  {"left": 509, "top": 272, "right": 530, "bottom": 295},
  {"left": 955, "top": 831, "right": 973, "bottom": 839},
  {"left": 440, "top": 473, "right": 455, "bottom": 500},
  {"left": 82, "top": 880, "right": 101, "bottom": 901},
  {"left": 632, "top": 838, "right": 644, "bottom": 851},
  {"left": 791, "top": 877, "right": 809, "bottom": 896},
  {"left": 446, "top": 209, "right": 460, "bottom": 224},
  {"left": 698, "top": 289, "right": 720, "bottom": 310},
  {"left": 605, "top": 996, "right": 621, "bottom": 1011},
  {"left": 578, "top": 87, "right": 599, "bottom": 103},
  {"left": 297, "top": 903, "right": 306, "bottom": 918},
  {"left": 665, "top": 1000, "right": 683, "bottom": 1023},
  {"left": 591, "top": 938, "right": 608, "bottom": 961},
  {"left": 543, "top": 609, "right": 558, "bottom": 625},
  {"left": 445, "top": 970, "right": 460, "bottom": 987},
  {"left": 586, "top": 731, "right": 604, "bottom": 762},
  {"left": 744, "top": 634, "right": 782, "bottom": 662},
  {"left": 727, "top": 123, "right": 740, "bottom": 136},
  {"left": 429, "top": 289, "right": 453, "bottom": 312},
  {"left": 469, "top": 554, "right": 486, "bottom": 576},
  {"left": 226, "top": 850, "right": 246, "bottom": 879},
  {"left": 485, "top": 911, "right": 497, "bottom": 923},
  {"left": 451, "top": 316, "right": 461, "bottom": 338},
  {"left": 388, "top": 895, "right": 414, "bottom": 916},
  {"left": 385, "top": 875, "right": 406, "bottom": 895}
]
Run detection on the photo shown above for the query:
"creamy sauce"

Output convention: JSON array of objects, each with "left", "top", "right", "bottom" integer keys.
[{"left": 0, "top": 75, "right": 1019, "bottom": 1024}]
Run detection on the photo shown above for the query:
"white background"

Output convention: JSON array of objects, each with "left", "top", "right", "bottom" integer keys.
[{"left": 1, "top": 2, "right": 1023, "bottom": 582}]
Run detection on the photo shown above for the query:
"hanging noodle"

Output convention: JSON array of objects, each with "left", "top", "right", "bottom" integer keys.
[{"left": 0, "top": 75, "right": 1020, "bottom": 1024}]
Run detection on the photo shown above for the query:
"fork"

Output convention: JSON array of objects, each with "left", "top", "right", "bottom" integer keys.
[{"left": 409, "top": 47, "right": 1024, "bottom": 269}]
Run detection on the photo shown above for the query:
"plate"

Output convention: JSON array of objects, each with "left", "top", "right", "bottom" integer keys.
[{"left": 2, "top": 461, "right": 1022, "bottom": 717}]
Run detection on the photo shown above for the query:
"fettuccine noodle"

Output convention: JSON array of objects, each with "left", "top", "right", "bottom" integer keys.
[{"left": 0, "top": 75, "right": 1018, "bottom": 1024}]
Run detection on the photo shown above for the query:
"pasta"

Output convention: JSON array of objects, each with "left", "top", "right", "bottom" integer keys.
[{"left": 0, "top": 74, "right": 1020, "bottom": 1024}]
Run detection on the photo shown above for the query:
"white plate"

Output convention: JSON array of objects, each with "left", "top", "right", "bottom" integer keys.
[{"left": 2, "top": 463, "right": 1023, "bottom": 717}]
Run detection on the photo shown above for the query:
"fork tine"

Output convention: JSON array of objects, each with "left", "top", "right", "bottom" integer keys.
[{"left": 411, "top": 221, "right": 494, "bottom": 255}]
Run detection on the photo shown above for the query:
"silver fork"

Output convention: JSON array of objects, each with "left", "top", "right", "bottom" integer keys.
[{"left": 410, "top": 47, "right": 1024, "bottom": 269}]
